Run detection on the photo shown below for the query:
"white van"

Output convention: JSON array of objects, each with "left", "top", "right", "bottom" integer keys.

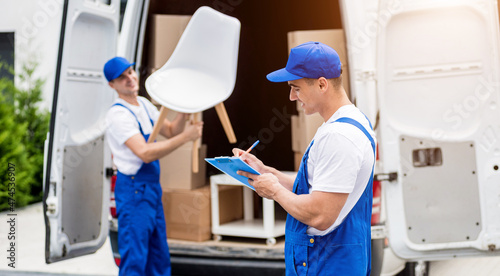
[{"left": 43, "top": 0, "right": 500, "bottom": 275}]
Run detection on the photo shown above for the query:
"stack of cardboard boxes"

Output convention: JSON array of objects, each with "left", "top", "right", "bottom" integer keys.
[
  {"left": 161, "top": 178, "right": 243, "bottom": 242},
  {"left": 149, "top": 14, "right": 243, "bottom": 242},
  {"left": 288, "top": 29, "right": 350, "bottom": 170}
]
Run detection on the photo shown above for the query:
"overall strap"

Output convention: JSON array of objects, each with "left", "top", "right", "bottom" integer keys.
[
  {"left": 293, "top": 140, "right": 314, "bottom": 194},
  {"left": 112, "top": 102, "right": 146, "bottom": 136},
  {"left": 112, "top": 100, "right": 156, "bottom": 136},
  {"left": 137, "top": 98, "right": 155, "bottom": 127}
]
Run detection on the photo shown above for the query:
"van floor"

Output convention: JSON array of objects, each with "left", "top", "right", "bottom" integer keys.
[{"left": 168, "top": 235, "right": 285, "bottom": 260}]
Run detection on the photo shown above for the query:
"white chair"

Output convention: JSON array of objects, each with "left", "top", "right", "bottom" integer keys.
[{"left": 145, "top": 6, "right": 240, "bottom": 172}]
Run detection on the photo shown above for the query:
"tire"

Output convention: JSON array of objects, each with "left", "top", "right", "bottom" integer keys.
[{"left": 370, "top": 238, "right": 384, "bottom": 276}]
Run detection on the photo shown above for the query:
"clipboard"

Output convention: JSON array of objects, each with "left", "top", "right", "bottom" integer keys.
[{"left": 205, "top": 157, "right": 260, "bottom": 190}]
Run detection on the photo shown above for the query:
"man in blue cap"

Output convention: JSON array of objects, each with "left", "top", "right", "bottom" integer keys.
[
  {"left": 236, "top": 42, "right": 376, "bottom": 275},
  {"left": 103, "top": 57, "right": 203, "bottom": 275}
]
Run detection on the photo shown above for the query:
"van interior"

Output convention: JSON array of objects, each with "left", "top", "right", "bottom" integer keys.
[{"left": 139, "top": 0, "right": 344, "bottom": 175}]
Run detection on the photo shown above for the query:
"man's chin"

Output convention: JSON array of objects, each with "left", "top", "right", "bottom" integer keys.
[
  {"left": 122, "top": 90, "right": 139, "bottom": 96},
  {"left": 303, "top": 109, "right": 317, "bottom": 116}
]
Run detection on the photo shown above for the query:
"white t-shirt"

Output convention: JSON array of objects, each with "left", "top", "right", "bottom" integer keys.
[
  {"left": 306, "top": 104, "right": 376, "bottom": 236},
  {"left": 105, "top": 96, "right": 160, "bottom": 175}
]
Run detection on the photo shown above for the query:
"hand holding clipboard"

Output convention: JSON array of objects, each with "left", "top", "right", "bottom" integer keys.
[{"left": 205, "top": 141, "right": 261, "bottom": 190}]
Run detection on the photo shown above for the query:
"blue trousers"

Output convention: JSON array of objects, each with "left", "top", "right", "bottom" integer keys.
[{"left": 115, "top": 171, "right": 171, "bottom": 276}]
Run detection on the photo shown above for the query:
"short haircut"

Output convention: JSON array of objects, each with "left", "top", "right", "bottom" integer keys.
[{"left": 304, "top": 75, "right": 343, "bottom": 90}]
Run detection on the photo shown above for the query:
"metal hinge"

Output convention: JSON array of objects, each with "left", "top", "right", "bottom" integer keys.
[
  {"left": 47, "top": 203, "right": 56, "bottom": 214},
  {"left": 105, "top": 167, "right": 115, "bottom": 178},
  {"left": 374, "top": 172, "right": 398, "bottom": 182}
]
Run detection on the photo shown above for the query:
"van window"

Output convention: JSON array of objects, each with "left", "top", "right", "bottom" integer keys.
[
  {"left": 95, "top": 0, "right": 111, "bottom": 5},
  {"left": 92, "top": 0, "right": 127, "bottom": 31},
  {"left": 119, "top": 0, "right": 128, "bottom": 31},
  {"left": 95, "top": 0, "right": 111, "bottom": 4},
  {"left": 0, "top": 32, "right": 14, "bottom": 80}
]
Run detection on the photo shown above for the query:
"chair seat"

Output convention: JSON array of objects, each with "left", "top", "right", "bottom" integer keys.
[
  {"left": 145, "top": 6, "right": 240, "bottom": 114},
  {"left": 148, "top": 68, "right": 231, "bottom": 113}
]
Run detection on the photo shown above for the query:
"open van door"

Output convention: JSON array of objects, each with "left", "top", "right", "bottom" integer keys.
[
  {"left": 43, "top": 0, "right": 120, "bottom": 263},
  {"left": 344, "top": 0, "right": 500, "bottom": 261}
]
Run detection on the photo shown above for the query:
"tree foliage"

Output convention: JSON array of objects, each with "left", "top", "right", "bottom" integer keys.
[{"left": 0, "top": 61, "right": 50, "bottom": 211}]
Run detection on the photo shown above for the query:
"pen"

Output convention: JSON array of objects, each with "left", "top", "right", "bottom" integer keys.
[{"left": 244, "top": 140, "right": 260, "bottom": 155}]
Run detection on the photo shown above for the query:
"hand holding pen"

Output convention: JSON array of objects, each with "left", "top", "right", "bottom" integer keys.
[
  {"left": 232, "top": 140, "right": 266, "bottom": 172},
  {"left": 234, "top": 140, "right": 260, "bottom": 157},
  {"left": 244, "top": 140, "right": 260, "bottom": 155}
]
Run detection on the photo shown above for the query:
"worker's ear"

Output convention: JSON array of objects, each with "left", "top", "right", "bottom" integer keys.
[
  {"left": 108, "top": 81, "right": 115, "bottom": 89},
  {"left": 318, "top": 77, "right": 328, "bottom": 92}
]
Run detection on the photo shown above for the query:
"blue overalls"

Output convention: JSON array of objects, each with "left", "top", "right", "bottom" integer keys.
[
  {"left": 285, "top": 117, "right": 375, "bottom": 276},
  {"left": 113, "top": 102, "right": 171, "bottom": 276}
]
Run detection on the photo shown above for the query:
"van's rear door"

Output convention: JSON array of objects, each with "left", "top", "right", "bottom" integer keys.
[
  {"left": 343, "top": 0, "right": 500, "bottom": 260},
  {"left": 43, "top": 0, "right": 119, "bottom": 263}
]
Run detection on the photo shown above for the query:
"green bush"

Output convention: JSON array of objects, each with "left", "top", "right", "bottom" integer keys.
[{"left": 0, "top": 61, "right": 50, "bottom": 211}]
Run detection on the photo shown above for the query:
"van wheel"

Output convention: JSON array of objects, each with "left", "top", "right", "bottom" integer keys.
[
  {"left": 266, "top": 238, "right": 276, "bottom": 246},
  {"left": 397, "top": 261, "right": 429, "bottom": 276}
]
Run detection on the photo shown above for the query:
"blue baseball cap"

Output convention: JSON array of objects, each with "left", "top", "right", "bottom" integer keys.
[
  {"left": 267, "top": 41, "right": 341, "bottom": 82},
  {"left": 103, "top": 57, "right": 135, "bottom": 82}
]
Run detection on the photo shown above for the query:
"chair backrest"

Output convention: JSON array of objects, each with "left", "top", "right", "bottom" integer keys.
[{"left": 145, "top": 6, "right": 241, "bottom": 113}]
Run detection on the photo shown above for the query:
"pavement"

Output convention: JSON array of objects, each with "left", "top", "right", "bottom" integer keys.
[
  {"left": 1, "top": 203, "right": 500, "bottom": 275},
  {"left": 0, "top": 203, "right": 118, "bottom": 275}
]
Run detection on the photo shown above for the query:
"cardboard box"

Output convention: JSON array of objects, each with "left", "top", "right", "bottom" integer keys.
[
  {"left": 148, "top": 14, "right": 191, "bottom": 68},
  {"left": 287, "top": 29, "right": 350, "bottom": 97},
  {"left": 291, "top": 111, "right": 324, "bottom": 156},
  {"left": 298, "top": 110, "right": 324, "bottom": 153},
  {"left": 294, "top": 152, "right": 303, "bottom": 171},
  {"left": 218, "top": 185, "right": 243, "bottom": 224},
  {"left": 291, "top": 115, "right": 300, "bottom": 152},
  {"left": 166, "top": 223, "right": 211, "bottom": 242},
  {"left": 162, "top": 186, "right": 211, "bottom": 242},
  {"left": 163, "top": 186, "right": 211, "bottom": 225},
  {"left": 161, "top": 185, "right": 243, "bottom": 241},
  {"left": 158, "top": 140, "right": 207, "bottom": 190}
]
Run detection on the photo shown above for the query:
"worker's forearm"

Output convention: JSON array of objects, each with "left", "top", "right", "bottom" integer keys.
[
  {"left": 273, "top": 188, "right": 320, "bottom": 227},
  {"left": 141, "top": 132, "right": 190, "bottom": 163},
  {"left": 168, "top": 115, "right": 186, "bottom": 137},
  {"left": 273, "top": 189, "right": 340, "bottom": 231}
]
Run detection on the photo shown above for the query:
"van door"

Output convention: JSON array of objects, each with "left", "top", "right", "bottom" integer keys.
[
  {"left": 345, "top": 0, "right": 500, "bottom": 260},
  {"left": 43, "top": 0, "right": 120, "bottom": 263}
]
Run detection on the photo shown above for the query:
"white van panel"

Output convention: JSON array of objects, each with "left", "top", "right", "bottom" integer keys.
[
  {"left": 376, "top": 0, "right": 500, "bottom": 260},
  {"left": 44, "top": 0, "right": 119, "bottom": 263},
  {"left": 339, "top": 0, "right": 384, "bottom": 122}
]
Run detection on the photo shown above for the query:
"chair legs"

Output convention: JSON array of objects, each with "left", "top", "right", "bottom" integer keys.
[
  {"left": 147, "top": 106, "right": 169, "bottom": 143},
  {"left": 147, "top": 103, "right": 236, "bottom": 173},
  {"left": 192, "top": 112, "right": 201, "bottom": 173},
  {"left": 215, "top": 102, "right": 237, "bottom": 144},
  {"left": 192, "top": 102, "right": 236, "bottom": 173}
]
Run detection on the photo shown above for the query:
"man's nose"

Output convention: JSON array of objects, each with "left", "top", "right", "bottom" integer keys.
[{"left": 289, "top": 89, "right": 297, "bottom": 101}]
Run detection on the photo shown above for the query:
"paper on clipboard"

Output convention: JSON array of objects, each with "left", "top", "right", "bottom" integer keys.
[{"left": 205, "top": 157, "right": 260, "bottom": 190}]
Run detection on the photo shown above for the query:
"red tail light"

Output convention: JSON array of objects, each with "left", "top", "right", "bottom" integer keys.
[
  {"left": 372, "top": 144, "right": 381, "bottom": 225},
  {"left": 110, "top": 174, "right": 117, "bottom": 218},
  {"left": 371, "top": 180, "right": 381, "bottom": 225}
]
